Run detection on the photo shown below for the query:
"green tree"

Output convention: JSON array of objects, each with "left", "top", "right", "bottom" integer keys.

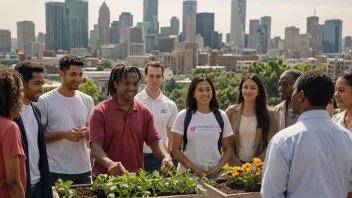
[
  {"left": 79, "top": 79, "right": 99, "bottom": 105},
  {"left": 294, "top": 63, "right": 313, "bottom": 72},
  {"left": 163, "top": 78, "right": 183, "bottom": 93},
  {"left": 43, "top": 87, "right": 56, "bottom": 94},
  {"left": 97, "top": 61, "right": 112, "bottom": 71},
  {"left": 0, "top": 59, "right": 10, "bottom": 68},
  {"left": 168, "top": 88, "right": 187, "bottom": 110}
]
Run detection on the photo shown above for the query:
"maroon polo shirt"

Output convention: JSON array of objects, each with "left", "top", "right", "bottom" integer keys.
[{"left": 89, "top": 98, "right": 160, "bottom": 177}]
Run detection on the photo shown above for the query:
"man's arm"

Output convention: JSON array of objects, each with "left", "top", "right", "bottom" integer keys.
[
  {"left": 5, "top": 155, "right": 25, "bottom": 198},
  {"left": 42, "top": 123, "right": 85, "bottom": 144},
  {"left": 150, "top": 139, "right": 172, "bottom": 161},
  {"left": 261, "top": 141, "right": 289, "bottom": 198},
  {"left": 167, "top": 127, "right": 173, "bottom": 152},
  {"left": 90, "top": 142, "right": 114, "bottom": 169}
]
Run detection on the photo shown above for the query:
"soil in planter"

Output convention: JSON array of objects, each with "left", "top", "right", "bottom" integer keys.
[
  {"left": 213, "top": 179, "right": 261, "bottom": 195},
  {"left": 60, "top": 187, "right": 198, "bottom": 198}
]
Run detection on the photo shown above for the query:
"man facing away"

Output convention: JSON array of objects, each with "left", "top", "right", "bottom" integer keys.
[
  {"left": 35, "top": 55, "right": 95, "bottom": 186},
  {"left": 261, "top": 71, "right": 352, "bottom": 198},
  {"left": 275, "top": 69, "right": 301, "bottom": 130},
  {"left": 89, "top": 64, "right": 174, "bottom": 178},
  {"left": 14, "top": 61, "right": 52, "bottom": 198},
  {"left": 135, "top": 62, "right": 178, "bottom": 173}
]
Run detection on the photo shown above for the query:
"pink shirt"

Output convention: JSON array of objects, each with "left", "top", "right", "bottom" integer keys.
[
  {"left": 0, "top": 116, "right": 26, "bottom": 197},
  {"left": 89, "top": 98, "right": 160, "bottom": 176}
]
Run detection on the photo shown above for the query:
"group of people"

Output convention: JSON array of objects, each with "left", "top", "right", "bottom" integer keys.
[{"left": 0, "top": 54, "right": 351, "bottom": 198}]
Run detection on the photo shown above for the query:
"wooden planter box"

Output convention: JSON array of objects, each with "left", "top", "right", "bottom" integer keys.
[
  {"left": 52, "top": 184, "right": 203, "bottom": 198},
  {"left": 201, "top": 182, "right": 261, "bottom": 198}
]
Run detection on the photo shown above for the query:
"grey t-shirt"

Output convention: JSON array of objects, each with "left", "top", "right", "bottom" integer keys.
[{"left": 35, "top": 89, "right": 94, "bottom": 174}]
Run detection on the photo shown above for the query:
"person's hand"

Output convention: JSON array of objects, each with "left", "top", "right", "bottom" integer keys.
[
  {"left": 161, "top": 157, "right": 175, "bottom": 175},
  {"left": 107, "top": 161, "right": 128, "bottom": 176},
  {"left": 64, "top": 128, "right": 86, "bottom": 142},
  {"left": 206, "top": 166, "right": 222, "bottom": 179},
  {"left": 79, "top": 127, "right": 90, "bottom": 140},
  {"left": 190, "top": 164, "right": 205, "bottom": 177}
]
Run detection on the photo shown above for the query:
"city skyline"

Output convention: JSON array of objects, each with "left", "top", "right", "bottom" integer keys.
[{"left": 0, "top": 0, "right": 351, "bottom": 40}]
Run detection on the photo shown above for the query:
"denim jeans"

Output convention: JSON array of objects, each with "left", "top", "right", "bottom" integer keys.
[{"left": 144, "top": 154, "right": 162, "bottom": 173}]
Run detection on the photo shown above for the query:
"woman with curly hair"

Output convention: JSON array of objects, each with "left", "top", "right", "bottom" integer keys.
[{"left": 0, "top": 69, "right": 26, "bottom": 198}]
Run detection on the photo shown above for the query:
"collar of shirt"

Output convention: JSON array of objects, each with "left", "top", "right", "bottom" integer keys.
[
  {"left": 336, "top": 110, "right": 348, "bottom": 128},
  {"left": 107, "top": 97, "right": 138, "bottom": 111},
  {"left": 297, "top": 110, "right": 330, "bottom": 122},
  {"left": 141, "top": 88, "right": 165, "bottom": 101}
]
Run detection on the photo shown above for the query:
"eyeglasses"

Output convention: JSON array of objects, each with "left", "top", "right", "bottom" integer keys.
[{"left": 278, "top": 82, "right": 294, "bottom": 88}]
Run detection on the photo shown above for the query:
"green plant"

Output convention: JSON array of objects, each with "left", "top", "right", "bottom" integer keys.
[
  {"left": 55, "top": 179, "right": 76, "bottom": 198},
  {"left": 91, "top": 169, "right": 205, "bottom": 197}
]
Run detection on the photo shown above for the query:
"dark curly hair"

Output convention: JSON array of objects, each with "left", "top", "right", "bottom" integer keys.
[
  {"left": 107, "top": 64, "right": 142, "bottom": 97},
  {"left": 0, "top": 69, "right": 23, "bottom": 120},
  {"left": 15, "top": 61, "right": 44, "bottom": 84},
  {"left": 296, "top": 70, "right": 334, "bottom": 107},
  {"left": 59, "top": 55, "right": 84, "bottom": 72},
  {"left": 237, "top": 73, "right": 270, "bottom": 146},
  {"left": 339, "top": 69, "right": 352, "bottom": 86},
  {"left": 185, "top": 74, "right": 220, "bottom": 114}
]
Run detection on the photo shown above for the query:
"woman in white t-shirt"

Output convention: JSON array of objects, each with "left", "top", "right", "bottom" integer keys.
[
  {"left": 171, "top": 74, "right": 233, "bottom": 178},
  {"left": 225, "top": 73, "right": 278, "bottom": 166}
]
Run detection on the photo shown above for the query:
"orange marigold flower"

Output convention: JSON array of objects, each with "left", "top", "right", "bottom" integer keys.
[{"left": 253, "top": 158, "right": 262, "bottom": 165}]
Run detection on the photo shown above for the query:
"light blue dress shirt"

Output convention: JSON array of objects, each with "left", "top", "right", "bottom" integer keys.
[{"left": 261, "top": 110, "right": 352, "bottom": 198}]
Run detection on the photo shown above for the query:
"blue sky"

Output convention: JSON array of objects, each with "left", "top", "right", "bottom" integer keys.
[{"left": 1, "top": 0, "right": 351, "bottom": 39}]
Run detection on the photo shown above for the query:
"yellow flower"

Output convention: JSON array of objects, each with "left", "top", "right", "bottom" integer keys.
[
  {"left": 222, "top": 164, "right": 231, "bottom": 170},
  {"left": 242, "top": 163, "right": 252, "bottom": 170},
  {"left": 257, "top": 162, "right": 264, "bottom": 169},
  {"left": 256, "top": 168, "right": 262, "bottom": 173},
  {"left": 253, "top": 158, "right": 262, "bottom": 165},
  {"left": 245, "top": 167, "right": 251, "bottom": 174},
  {"left": 232, "top": 171, "right": 239, "bottom": 177},
  {"left": 256, "top": 172, "right": 261, "bottom": 176}
]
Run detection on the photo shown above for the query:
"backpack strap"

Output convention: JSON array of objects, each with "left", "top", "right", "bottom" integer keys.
[
  {"left": 182, "top": 110, "right": 192, "bottom": 152},
  {"left": 214, "top": 112, "right": 224, "bottom": 153}
]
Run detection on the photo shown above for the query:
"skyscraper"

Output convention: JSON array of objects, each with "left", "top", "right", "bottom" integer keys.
[
  {"left": 323, "top": 19, "right": 343, "bottom": 53},
  {"left": 65, "top": 0, "right": 89, "bottom": 50},
  {"left": 143, "top": 0, "right": 158, "bottom": 34},
  {"left": 248, "top": 19, "right": 259, "bottom": 49},
  {"left": 110, "top": 21, "right": 120, "bottom": 44},
  {"left": 307, "top": 16, "right": 322, "bottom": 54},
  {"left": 17, "top": 21, "right": 35, "bottom": 53},
  {"left": 230, "top": 0, "right": 246, "bottom": 50},
  {"left": 284, "top": 26, "right": 300, "bottom": 54},
  {"left": 120, "top": 12, "right": 133, "bottom": 28},
  {"left": 98, "top": 2, "right": 110, "bottom": 48},
  {"left": 183, "top": 0, "right": 197, "bottom": 42},
  {"left": 170, "top": 17, "right": 180, "bottom": 36},
  {"left": 46, "top": 2, "right": 65, "bottom": 51},
  {"left": 196, "top": 13, "right": 214, "bottom": 48},
  {"left": 261, "top": 16, "right": 271, "bottom": 50},
  {"left": 0, "top": 30, "right": 11, "bottom": 53}
]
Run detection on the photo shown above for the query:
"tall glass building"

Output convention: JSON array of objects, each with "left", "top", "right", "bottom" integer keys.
[
  {"left": 323, "top": 19, "right": 343, "bottom": 53},
  {"left": 196, "top": 13, "right": 214, "bottom": 48},
  {"left": 183, "top": 0, "right": 197, "bottom": 42},
  {"left": 143, "top": 0, "right": 158, "bottom": 34},
  {"left": 65, "top": 0, "right": 89, "bottom": 50},
  {"left": 46, "top": 2, "right": 65, "bottom": 51}
]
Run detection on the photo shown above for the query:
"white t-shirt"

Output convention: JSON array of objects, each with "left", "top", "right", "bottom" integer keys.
[
  {"left": 34, "top": 89, "right": 94, "bottom": 174},
  {"left": 135, "top": 89, "right": 178, "bottom": 153},
  {"left": 20, "top": 104, "right": 40, "bottom": 185},
  {"left": 171, "top": 109, "right": 233, "bottom": 172},
  {"left": 238, "top": 115, "right": 257, "bottom": 162}
]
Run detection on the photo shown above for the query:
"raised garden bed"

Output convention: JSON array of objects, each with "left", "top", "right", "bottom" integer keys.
[
  {"left": 52, "top": 170, "right": 205, "bottom": 198},
  {"left": 52, "top": 184, "right": 203, "bottom": 198},
  {"left": 199, "top": 158, "right": 264, "bottom": 198},
  {"left": 201, "top": 181, "right": 260, "bottom": 198}
]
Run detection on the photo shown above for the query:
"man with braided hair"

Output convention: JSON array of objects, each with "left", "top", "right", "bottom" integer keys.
[{"left": 89, "top": 64, "right": 175, "bottom": 178}]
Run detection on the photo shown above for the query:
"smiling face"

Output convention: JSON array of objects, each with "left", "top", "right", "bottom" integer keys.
[
  {"left": 60, "top": 65, "right": 83, "bottom": 90},
  {"left": 193, "top": 80, "right": 213, "bottom": 106},
  {"left": 241, "top": 79, "right": 259, "bottom": 102},
  {"left": 145, "top": 66, "right": 164, "bottom": 91},
  {"left": 334, "top": 76, "right": 352, "bottom": 109},
  {"left": 23, "top": 72, "right": 44, "bottom": 102},
  {"left": 114, "top": 72, "right": 139, "bottom": 102}
]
